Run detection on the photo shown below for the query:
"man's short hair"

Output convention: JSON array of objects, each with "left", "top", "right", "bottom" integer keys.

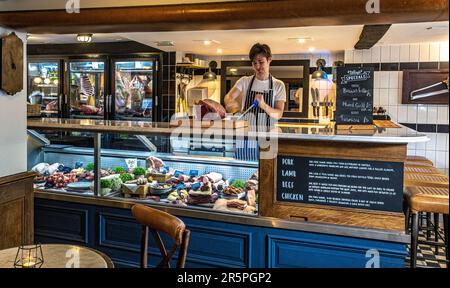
[{"left": 249, "top": 43, "right": 272, "bottom": 61}]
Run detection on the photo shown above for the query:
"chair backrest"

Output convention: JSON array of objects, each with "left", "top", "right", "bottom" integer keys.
[{"left": 131, "top": 204, "right": 190, "bottom": 268}]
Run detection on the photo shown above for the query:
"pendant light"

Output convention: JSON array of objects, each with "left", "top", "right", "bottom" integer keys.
[
  {"left": 203, "top": 61, "right": 218, "bottom": 81},
  {"left": 312, "top": 58, "right": 328, "bottom": 80}
]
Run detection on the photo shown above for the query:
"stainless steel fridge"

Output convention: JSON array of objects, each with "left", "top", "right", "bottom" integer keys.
[
  {"left": 27, "top": 60, "right": 63, "bottom": 117},
  {"left": 68, "top": 60, "right": 107, "bottom": 119},
  {"left": 112, "top": 59, "right": 156, "bottom": 121}
]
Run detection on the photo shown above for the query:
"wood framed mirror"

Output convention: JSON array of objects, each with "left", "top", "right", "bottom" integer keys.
[{"left": 220, "top": 60, "right": 310, "bottom": 118}]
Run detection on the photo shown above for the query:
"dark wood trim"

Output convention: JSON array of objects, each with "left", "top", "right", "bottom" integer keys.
[
  {"left": 354, "top": 25, "right": 392, "bottom": 50},
  {"left": 220, "top": 59, "right": 310, "bottom": 118},
  {"left": 27, "top": 41, "right": 162, "bottom": 56},
  {"left": 0, "top": 171, "right": 36, "bottom": 186},
  {"left": 1, "top": 0, "right": 448, "bottom": 34}
]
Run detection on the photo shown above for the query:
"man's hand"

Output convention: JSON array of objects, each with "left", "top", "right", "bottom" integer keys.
[{"left": 255, "top": 93, "right": 267, "bottom": 110}]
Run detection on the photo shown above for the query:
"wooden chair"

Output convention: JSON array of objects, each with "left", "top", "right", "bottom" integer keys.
[
  {"left": 405, "top": 186, "right": 448, "bottom": 268},
  {"left": 406, "top": 156, "right": 434, "bottom": 167},
  {"left": 131, "top": 204, "right": 190, "bottom": 268}
]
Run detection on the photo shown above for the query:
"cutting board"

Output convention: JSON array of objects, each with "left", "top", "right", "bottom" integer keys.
[{"left": 170, "top": 118, "right": 248, "bottom": 129}]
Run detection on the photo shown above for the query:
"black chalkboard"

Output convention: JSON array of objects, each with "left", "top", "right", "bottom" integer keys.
[
  {"left": 276, "top": 156, "right": 404, "bottom": 213},
  {"left": 336, "top": 67, "right": 374, "bottom": 125}
]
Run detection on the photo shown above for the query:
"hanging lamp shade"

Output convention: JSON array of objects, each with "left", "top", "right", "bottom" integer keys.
[
  {"left": 203, "top": 61, "right": 218, "bottom": 81},
  {"left": 312, "top": 58, "right": 328, "bottom": 80}
]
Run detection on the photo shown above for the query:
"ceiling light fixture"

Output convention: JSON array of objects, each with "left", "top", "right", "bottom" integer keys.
[
  {"left": 288, "top": 37, "right": 313, "bottom": 43},
  {"left": 77, "top": 33, "right": 93, "bottom": 43},
  {"left": 194, "top": 40, "right": 221, "bottom": 45},
  {"left": 308, "top": 47, "right": 316, "bottom": 52},
  {"left": 204, "top": 40, "right": 212, "bottom": 45},
  {"left": 217, "top": 48, "right": 223, "bottom": 54}
]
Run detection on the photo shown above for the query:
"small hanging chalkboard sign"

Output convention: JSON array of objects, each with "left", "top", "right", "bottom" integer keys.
[{"left": 335, "top": 67, "right": 374, "bottom": 129}]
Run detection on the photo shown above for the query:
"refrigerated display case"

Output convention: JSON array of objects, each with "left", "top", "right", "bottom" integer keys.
[
  {"left": 27, "top": 61, "right": 62, "bottom": 117},
  {"left": 113, "top": 60, "right": 155, "bottom": 121},
  {"left": 69, "top": 60, "right": 106, "bottom": 119},
  {"left": 27, "top": 126, "right": 258, "bottom": 216}
]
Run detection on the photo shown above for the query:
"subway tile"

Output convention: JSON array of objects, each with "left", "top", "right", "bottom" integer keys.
[
  {"left": 415, "top": 149, "right": 426, "bottom": 157},
  {"left": 373, "top": 72, "right": 381, "bottom": 88},
  {"left": 407, "top": 147, "right": 416, "bottom": 155},
  {"left": 371, "top": 46, "right": 381, "bottom": 63},
  {"left": 362, "top": 50, "right": 372, "bottom": 63},
  {"left": 388, "top": 89, "right": 400, "bottom": 105},
  {"left": 407, "top": 105, "right": 418, "bottom": 123},
  {"left": 436, "top": 133, "right": 448, "bottom": 151},
  {"left": 379, "top": 89, "right": 390, "bottom": 105},
  {"left": 419, "top": 62, "right": 438, "bottom": 69},
  {"left": 373, "top": 89, "right": 380, "bottom": 106},
  {"left": 435, "top": 151, "right": 446, "bottom": 169},
  {"left": 379, "top": 72, "right": 390, "bottom": 88},
  {"left": 381, "top": 46, "right": 391, "bottom": 62},
  {"left": 440, "top": 42, "right": 449, "bottom": 61},
  {"left": 425, "top": 150, "right": 436, "bottom": 166},
  {"left": 397, "top": 106, "right": 408, "bottom": 123},
  {"left": 353, "top": 50, "right": 363, "bottom": 63},
  {"left": 390, "top": 45, "right": 400, "bottom": 63},
  {"left": 399, "top": 44, "right": 410, "bottom": 62},
  {"left": 437, "top": 106, "right": 448, "bottom": 124},
  {"left": 409, "top": 44, "right": 420, "bottom": 62},
  {"left": 429, "top": 43, "right": 440, "bottom": 62},
  {"left": 427, "top": 105, "right": 438, "bottom": 124},
  {"left": 344, "top": 63, "right": 362, "bottom": 68},
  {"left": 381, "top": 63, "right": 399, "bottom": 71},
  {"left": 362, "top": 63, "right": 380, "bottom": 71},
  {"left": 419, "top": 43, "right": 430, "bottom": 62},
  {"left": 446, "top": 152, "right": 449, "bottom": 171},
  {"left": 389, "top": 71, "right": 399, "bottom": 88},
  {"left": 437, "top": 125, "right": 449, "bottom": 134},
  {"left": 400, "top": 62, "right": 419, "bottom": 71},
  {"left": 425, "top": 133, "right": 437, "bottom": 150},
  {"left": 387, "top": 105, "right": 398, "bottom": 120},
  {"left": 417, "top": 105, "right": 427, "bottom": 122},
  {"left": 417, "top": 124, "right": 437, "bottom": 133}
]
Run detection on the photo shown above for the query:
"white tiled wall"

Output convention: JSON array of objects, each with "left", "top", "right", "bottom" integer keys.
[{"left": 346, "top": 42, "right": 449, "bottom": 175}]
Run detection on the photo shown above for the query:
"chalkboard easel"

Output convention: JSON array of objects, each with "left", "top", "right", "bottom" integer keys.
[{"left": 335, "top": 67, "right": 374, "bottom": 131}]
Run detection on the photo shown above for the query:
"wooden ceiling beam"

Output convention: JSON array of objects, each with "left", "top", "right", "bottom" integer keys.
[
  {"left": 354, "top": 24, "right": 392, "bottom": 49},
  {"left": 0, "top": 0, "right": 448, "bottom": 34}
]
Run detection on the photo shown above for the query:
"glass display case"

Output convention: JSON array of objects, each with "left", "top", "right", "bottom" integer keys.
[
  {"left": 27, "top": 61, "right": 61, "bottom": 117},
  {"left": 27, "top": 129, "right": 259, "bottom": 216},
  {"left": 69, "top": 61, "right": 106, "bottom": 119},
  {"left": 113, "top": 60, "right": 155, "bottom": 121}
]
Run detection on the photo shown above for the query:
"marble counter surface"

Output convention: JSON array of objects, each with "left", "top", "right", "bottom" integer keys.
[{"left": 27, "top": 118, "right": 429, "bottom": 144}]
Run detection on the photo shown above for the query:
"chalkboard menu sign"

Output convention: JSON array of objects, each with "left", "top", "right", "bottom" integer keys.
[
  {"left": 336, "top": 67, "right": 374, "bottom": 126},
  {"left": 276, "top": 156, "right": 403, "bottom": 212}
]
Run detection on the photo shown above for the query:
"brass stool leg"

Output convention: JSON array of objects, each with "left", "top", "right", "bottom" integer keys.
[
  {"left": 427, "top": 212, "right": 432, "bottom": 240},
  {"left": 434, "top": 213, "right": 440, "bottom": 254},
  {"left": 411, "top": 213, "right": 419, "bottom": 268}
]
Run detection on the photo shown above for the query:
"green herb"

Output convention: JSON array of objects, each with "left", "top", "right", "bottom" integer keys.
[
  {"left": 132, "top": 167, "right": 147, "bottom": 176},
  {"left": 230, "top": 179, "right": 246, "bottom": 189},
  {"left": 100, "top": 179, "right": 112, "bottom": 189},
  {"left": 113, "top": 166, "right": 125, "bottom": 174},
  {"left": 119, "top": 173, "right": 133, "bottom": 183},
  {"left": 110, "top": 177, "right": 123, "bottom": 191},
  {"left": 86, "top": 163, "right": 94, "bottom": 171}
]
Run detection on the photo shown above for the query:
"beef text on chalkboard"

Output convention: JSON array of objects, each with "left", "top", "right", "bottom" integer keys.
[
  {"left": 276, "top": 155, "right": 404, "bottom": 213},
  {"left": 336, "top": 67, "right": 374, "bottom": 126}
]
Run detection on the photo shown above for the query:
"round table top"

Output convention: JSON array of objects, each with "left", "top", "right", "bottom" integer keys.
[{"left": 0, "top": 244, "right": 114, "bottom": 268}]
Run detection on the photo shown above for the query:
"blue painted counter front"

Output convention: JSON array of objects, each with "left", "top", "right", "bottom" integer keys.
[{"left": 34, "top": 198, "right": 407, "bottom": 268}]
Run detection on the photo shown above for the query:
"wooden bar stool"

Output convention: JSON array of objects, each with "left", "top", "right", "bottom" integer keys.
[
  {"left": 404, "top": 165, "right": 442, "bottom": 175},
  {"left": 404, "top": 173, "right": 449, "bottom": 189},
  {"left": 406, "top": 156, "right": 434, "bottom": 166},
  {"left": 131, "top": 204, "right": 190, "bottom": 268},
  {"left": 405, "top": 186, "right": 448, "bottom": 268}
]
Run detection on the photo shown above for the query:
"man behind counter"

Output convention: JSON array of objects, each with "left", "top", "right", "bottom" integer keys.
[{"left": 224, "top": 43, "right": 286, "bottom": 128}]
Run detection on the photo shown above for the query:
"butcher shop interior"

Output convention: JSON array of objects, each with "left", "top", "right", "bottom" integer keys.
[{"left": 0, "top": 0, "right": 449, "bottom": 270}]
